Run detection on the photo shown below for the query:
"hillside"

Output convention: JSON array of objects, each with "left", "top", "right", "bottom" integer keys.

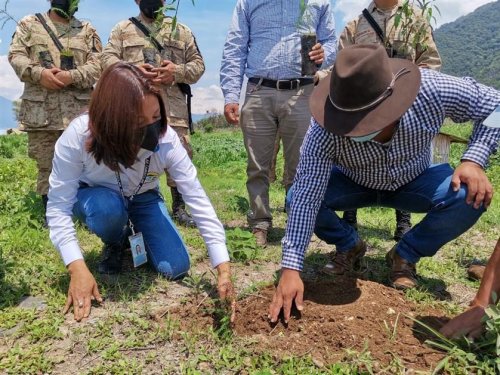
[
  {"left": 0, "top": 96, "right": 16, "bottom": 132},
  {"left": 434, "top": 1, "right": 500, "bottom": 89}
]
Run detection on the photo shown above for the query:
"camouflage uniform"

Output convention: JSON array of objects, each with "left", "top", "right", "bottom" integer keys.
[
  {"left": 339, "top": 0, "right": 441, "bottom": 69},
  {"left": 102, "top": 14, "right": 205, "bottom": 174},
  {"left": 8, "top": 13, "right": 102, "bottom": 195}
]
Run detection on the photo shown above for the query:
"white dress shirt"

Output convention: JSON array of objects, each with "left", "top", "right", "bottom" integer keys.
[{"left": 47, "top": 114, "right": 230, "bottom": 268}]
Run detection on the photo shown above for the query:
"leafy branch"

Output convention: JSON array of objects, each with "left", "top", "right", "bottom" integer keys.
[
  {"left": 391, "top": 0, "right": 441, "bottom": 53},
  {"left": 0, "top": 0, "right": 18, "bottom": 30}
]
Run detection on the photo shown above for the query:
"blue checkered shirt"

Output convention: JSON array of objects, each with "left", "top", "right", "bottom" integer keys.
[
  {"left": 282, "top": 68, "right": 500, "bottom": 271},
  {"left": 220, "top": 0, "right": 337, "bottom": 104}
]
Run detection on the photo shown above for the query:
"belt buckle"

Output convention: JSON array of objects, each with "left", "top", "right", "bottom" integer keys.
[{"left": 276, "top": 79, "right": 290, "bottom": 90}]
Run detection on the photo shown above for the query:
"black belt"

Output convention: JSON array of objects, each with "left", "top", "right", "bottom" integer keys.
[{"left": 248, "top": 77, "right": 314, "bottom": 90}]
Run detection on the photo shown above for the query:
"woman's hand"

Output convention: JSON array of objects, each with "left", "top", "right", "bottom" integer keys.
[
  {"left": 216, "top": 262, "right": 236, "bottom": 323},
  {"left": 64, "top": 260, "right": 103, "bottom": 321}
]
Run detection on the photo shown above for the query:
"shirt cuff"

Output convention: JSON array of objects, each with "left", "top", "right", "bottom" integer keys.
[
  {"left": 207, "top": 243, "right": 230, "bottom": 268},
  {"left": 174, "top": 64, "right": 185, "bottom": 83},
  {"left": 461, "top": 143, "right": 491, "bottom": 168},
  {"left": 70, "top": 69, "right": 83, "bottom": 86},
  {"left": 224, "top": 94, "right": 240, "bottom": 105},
  {"left": 59, "top": 240, "right": 84, "bottom": 266},
  {"left": 31, "top": 66, "right": 44, "bottom": 83},
  {"left": 281, "top": 250, "right": 304, "bottom": 272}
]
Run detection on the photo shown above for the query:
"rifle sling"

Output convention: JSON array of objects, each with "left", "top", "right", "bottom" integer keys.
[
  {"left": 35, "top": 13, "right": 65, "bottom": 52},
  {"left": 361, "top": 9, "right": 393, "bottom": 49}
]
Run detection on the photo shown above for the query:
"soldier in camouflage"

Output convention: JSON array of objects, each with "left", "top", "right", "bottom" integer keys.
[
  {"left": 8, "top": 0, "right": 102, "bottom": 225},
  {"left": 336, "top": 0, "right": 442, "bottom": 245},
  {"left": 101, "top": 0, "right": 205, "bottom": 228},
  {"left": 339, "top": 0, "right": 441, "bottom": 68}
]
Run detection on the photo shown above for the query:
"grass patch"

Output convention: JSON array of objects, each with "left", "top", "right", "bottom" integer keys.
[{"left": 0, "top": 123, "right": 498, "bottom": 373}]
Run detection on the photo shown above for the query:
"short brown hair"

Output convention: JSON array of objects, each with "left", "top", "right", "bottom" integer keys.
[{"left": 86, "top": 62, "right": 168, "bottom": 171}]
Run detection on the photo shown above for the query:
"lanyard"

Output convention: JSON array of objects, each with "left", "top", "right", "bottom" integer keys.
[{"left": 114, "top": 156, "right": 151, "bottom": 234}]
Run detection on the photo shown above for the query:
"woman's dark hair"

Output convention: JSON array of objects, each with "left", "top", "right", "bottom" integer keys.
[{"left": 86, "top": 62, "right": 168, "bottom": 171}]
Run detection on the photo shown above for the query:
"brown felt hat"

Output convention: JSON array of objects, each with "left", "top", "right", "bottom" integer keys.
[{"left": 310, "top": 44, "right": 421, "bottom": 136}]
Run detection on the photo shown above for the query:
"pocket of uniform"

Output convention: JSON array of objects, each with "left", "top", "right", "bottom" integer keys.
[
  {"left": 123, "top": 37, "right": 147, "bottom": 64},
  {"left": 163, "top": 39, "right": 185, "bottom": 64},
  {"left": 19, "top": 90, "right": 48, "bottom": 128}
]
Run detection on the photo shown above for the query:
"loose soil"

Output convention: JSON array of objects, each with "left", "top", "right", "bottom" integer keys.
[{"left": 173, "top": 277, "right": 449, "bottom": 371}]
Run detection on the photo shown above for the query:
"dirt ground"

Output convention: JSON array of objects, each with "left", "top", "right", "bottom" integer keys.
[{"left": 172, "top": 276, "right": 448, "bottom": 371}]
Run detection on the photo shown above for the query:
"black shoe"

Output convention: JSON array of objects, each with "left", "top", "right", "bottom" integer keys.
[
  {"left": 342, "top": 210, "right": 358, "bottom": 230},
  {"left": 173, "top": 208, "right": 196, "bottom": 228},
  {"left": 394, "top": 210, "right": 412, "bottom": 241},
  {"left": 98, "top": 243, "right": 124, "bottom": 274},
  {"left": 171, "top": 186, "right": 196, "bottom": 228}
]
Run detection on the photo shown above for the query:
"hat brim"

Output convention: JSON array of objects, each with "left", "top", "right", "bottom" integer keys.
[{"left": 310, "top": 59, "right": 421, "bottom": 136}]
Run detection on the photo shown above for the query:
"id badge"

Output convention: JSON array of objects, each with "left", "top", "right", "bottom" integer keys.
[{"left": 129, "top": 232, "right": 148, "bottom": 268}]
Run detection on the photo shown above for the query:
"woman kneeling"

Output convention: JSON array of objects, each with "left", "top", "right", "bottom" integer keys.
[{"left": 47, "top": 62, "right": 234, "bottom": 321}]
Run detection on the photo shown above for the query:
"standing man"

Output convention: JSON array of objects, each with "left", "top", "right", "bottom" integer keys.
[
  {"left": 102, "top": 0, "right": 205, "bottom": 228},
  {"left": 269, "top": 45, "right": 499, "bottom": 323},
  {"left": 336, "top": 0, "right": 441, "bottom": 245},
  {"left": 8, "top": 0, "right": 102, "bottom": 225},
  {"left": 220, "top": 0, "right": 337, "bottom": 247}
]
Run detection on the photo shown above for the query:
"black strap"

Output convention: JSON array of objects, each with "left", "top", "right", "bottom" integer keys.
[
  {"left": 35, "top": 13, "right": 64, "bottom": 52},
  {"left": 129, "top": 17, "right": 194, "bottom": 134},
  {"left": 129, "top": 17, "right": 164, "bottom": 52},
  {"left": 361, "top": 9, "right": 392, "bottom": 49},
  {"left": 114, "top": 156, "right": 152, "bottom": 202}
]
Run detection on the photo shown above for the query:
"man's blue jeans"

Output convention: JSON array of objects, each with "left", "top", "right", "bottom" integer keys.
[
  {"left": 295, "top": 164, "right": 485, "bottom": 264},
  {"left": 73, "top": 186, "right": 190, "bottom": 279}
]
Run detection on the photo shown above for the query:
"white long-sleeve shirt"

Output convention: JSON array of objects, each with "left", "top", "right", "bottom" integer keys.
[{"left": 47, "top": 114, "right": 230, "bottom": 268}]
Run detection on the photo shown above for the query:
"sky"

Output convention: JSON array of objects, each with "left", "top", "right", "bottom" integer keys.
[{"left": 0, "top": 0, "right": 496, "bottom": 114}]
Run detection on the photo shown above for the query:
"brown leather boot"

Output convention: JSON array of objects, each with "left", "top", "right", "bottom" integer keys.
[
  {"left": 467, "top": 264, "right": 486, "bottom": 281},
  {"left": 322, "top": 240, "right": 367, "bottom": 275},
  {"left": 386, "top": 246, "right": 418, "bottom": 289},
  {"left": 252, "top": 228, "right": 267, "bottom": 247}
]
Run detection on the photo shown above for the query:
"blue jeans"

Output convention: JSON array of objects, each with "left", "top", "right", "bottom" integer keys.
[
  {"left": 290, "top": 164, "right": 485, "bottom": 264},
  {"left": 73, "top": 186, "right": 190, "bottom": 279}
]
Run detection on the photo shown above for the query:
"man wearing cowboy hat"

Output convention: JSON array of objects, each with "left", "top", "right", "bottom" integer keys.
[{"left": 269, "top": 44, "right": 500, "bottom": 324}]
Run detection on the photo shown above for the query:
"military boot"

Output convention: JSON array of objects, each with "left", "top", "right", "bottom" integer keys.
[
  {"left": 41, "top": 194, "right": 48, "bottom": 228},
  {"left": 394, "top": 210, "right": 412, "bottom": 241},
  {"left": 98, "top": 242, "right": 125, "bottom": 274},
  {"left": 171, "top": 187, "right": 196, "bottom": 228}
]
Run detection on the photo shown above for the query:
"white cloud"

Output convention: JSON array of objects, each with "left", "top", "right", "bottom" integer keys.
[
  {"left": 191, "top": 84, "right": 225, "bottom": 114},
  {"left": 0, "top": 55, "right": 23, "bottom": 100},
  {"left": 334, "top": 0, "right": 496, "bottom": 28}
]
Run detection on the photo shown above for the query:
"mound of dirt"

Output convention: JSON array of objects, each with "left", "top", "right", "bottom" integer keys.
[{"left": 173, "top": 277, "right": 449, "bottom": 371}]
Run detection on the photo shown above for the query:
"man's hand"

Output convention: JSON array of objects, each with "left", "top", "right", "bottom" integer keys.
[
  {"left": 137, "top": 63, "right": 159, "bottom": 80},
  {"left": 40, "top": 68, "right": 65, "bottom": 90},
  {"left": 309, "top": 43, "right": 324, "bottom": 65},
  {"left": 451, "top": 160, "right": 494, "bottom": 209},
  {"left": 268, "top": 268, "right": 304, "bottom": 324},
  {"left": 151, "top": 60, "right": 177, "bottom": 85},
  {"left": 216, "top": 262, "right": 236, "bottom": 323},
  {"left": 54, "top": 71, "right": 73, "bottom": 87},
  {"left": 440, "top": 304, "right": 486, "bottom": 339},
  {"left": 224, "top": 103, "right": 239, "bottom": 125},
  {"left": 64, "top": 259, "right": 103, "bottom": 321}
]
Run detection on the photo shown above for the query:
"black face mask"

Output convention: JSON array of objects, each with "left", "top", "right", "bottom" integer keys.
[
  {"left": 139, "top": 0, "right": 163, "bottom": 20},
  {"left": 51, "top": 0, "right": 78, "bottom": 19},
  {"left": 140, "top": 119, "right": 163, "bottom": 152}
]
